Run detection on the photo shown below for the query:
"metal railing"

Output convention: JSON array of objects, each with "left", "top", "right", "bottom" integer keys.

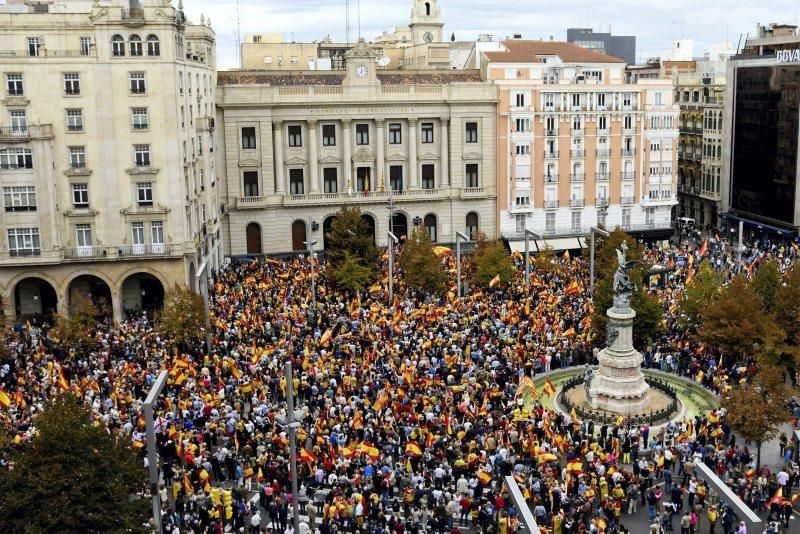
[
  {"left": 621, "top": 149, "right": 636, "bottom": 157},
  {"left": 570, "top": 199, "right": 585, "bottom": 207},
  {"left": 118, "top": 244, "right": 170, "bottom": 257},
  {"left": 596, "top": 173, "right": 610, "bottom": 181},
  {"left": 544, "top": 151, "right": 559, "bottom": 158},
  {"left": 121, "top": 8, "right": 145, "bottom": 21},
  {"left": 596, "top": 149, "right": 610, "bottom": 157},
  {"left": 63, "top": 247, "right": 109, "bottom": 260},
  {"left": 570, "top": 173, "right": 585, "bottom": 182},
  {"left": 621, "top": 196, "right": 635, "bottom": 204},
  {"left": 571, "top": 149, "right": 585, "bottom": 158},
  {"left": 0, "top": 49, "right": 96, "bottom": 57},
  {"left": 621, "top": 172, "right": 635, "bottom": 180},
  {"left": 544, "top": 200, "right": 559, "bottom": 209},
  {"left": 545, "top": 174, "right": 559, "bottom": 183}
]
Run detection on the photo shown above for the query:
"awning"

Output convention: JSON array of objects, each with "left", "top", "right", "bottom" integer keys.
[
  {"left": 719, "top": 212, "right": 797, "bottom": 237},
  {"left": 508, "top": 236, "right": 585, "bottom": 253}
]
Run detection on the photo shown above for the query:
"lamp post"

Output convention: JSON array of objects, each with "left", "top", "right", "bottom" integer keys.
[
  {"left": 387, "top": 231, "right": 398, "bottom": 306},
  {"left": 455, "top": 231, "right": 469, "bottom": 298},
  {"left": 524, "top": 229, "right": 541, "bottom": 291},
  {"left": 143, "top": 369, "right": 169, "bottom": 533},
  {"left": 303, "top": 240, "right": 318, "bottom": 308},
  {"left": 589, "top": 226, "right": 610, "bottom": 292},
  {"left": 735, "top": 219, "right": 744, "bottom": 274},
  {"left": 284, "top": 362, "right": 301, "bottom": 534},
  {"left": 194, "top": 262, "right": 212, "bottom": 355}
]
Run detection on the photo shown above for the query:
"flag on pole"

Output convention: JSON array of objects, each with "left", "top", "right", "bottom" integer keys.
[
  {"left": 542, "top": 379, "right": 556, "bottom": 397},
  {"left": 489, "top": 274, "right": 501, "bottom": 288},
  {"left": 0, "top": 389, "right": 11, "bottom": 409}
]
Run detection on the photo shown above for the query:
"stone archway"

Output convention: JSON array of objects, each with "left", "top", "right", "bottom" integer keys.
[
  {"left": 13, "top": 277, "right": 58, "bottom": 318},
  {"left": 121, "top": 273, "right": 165, "bottom": 319},
  {"left": 391, "top": 212, "right": 408, "bottom": 243},
  {"left": 361, "top": 213, "right": 376, "bottom": 244},
  {"left": 67, "top": 274, "right": 112, "bottom": 316},
  {"left": 323, "top": 215, "right": 337, "bottom": 250}
]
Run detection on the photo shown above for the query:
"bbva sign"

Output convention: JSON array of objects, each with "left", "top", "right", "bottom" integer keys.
[{"left": 776, "top": 49, "right": 800, "bottom": 63}]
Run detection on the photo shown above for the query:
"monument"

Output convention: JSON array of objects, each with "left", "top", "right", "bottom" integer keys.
[{"left": 586, "top": 242, "right": 650, "bottom": 414}]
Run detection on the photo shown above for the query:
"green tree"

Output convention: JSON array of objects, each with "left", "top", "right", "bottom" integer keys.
[
  {"left": 325, "top": 206, "right": 380, "bottom": 270},
  {"left": 470, "top": 233, "right": 515, "bottom": 288},
  {"left": 398, "top": 226, "right": 447, "bottom": 294},
  {"left": 593, "top": 228, "right": 643, "bottom": 280},
  {"left": 0, "top": 394, "right": 149, "bottom": 532},
  {"left": 331, "top": 251, "right": 373, "bottom": 292},
  {"left": 157, "top": 284, "right": 206, "bottom": 342},
  {"left": 678, "top": 261, "right": 725, "bottom": 331},
  {"left": 769, "top": 263, "right": 800, "bottom": 369},
  {"left": 720, "top": 367, "right": 795, "bottom": 469},
  {"left": 533, "top": 245, "right": 557, "bottom": 273},
  {"left": 50, "top": 292, "right": 105, "bottom": 349},
  {"left": 751, "top": 259, "right": 782, "bottom": 313}
]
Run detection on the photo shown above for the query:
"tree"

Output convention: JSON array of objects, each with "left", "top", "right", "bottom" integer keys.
[
  {"left": 533, "top": 245, "right": 557, "bottom": 273},
  {"left": 0, "top": 394, "right": 149, "bottom": 532},
  {"left": 325, "top": 206, "right": 380, "bottom": 271},
  {"left": 50, "top": 292, "right": 105, "bottom": 349},
  {"left": 720, "top": 367, "right": 795, "bottom": 469},
  {"left": 593, "top": 228, "right": 643, "bottom": 280},
  {"left": 331, "top": 252, "right": 373, "bottom": 292},
  {"left": 699, "top": 275, "right": 776, "bottom": 361},
  {"left": 769, "top": 263, "right": 800, "bottom": 369},
  {"left": 751, "top": 259, "right": 782, "bottom": 313},
  {"left": 678, "top": 261, "right": 725, "bottom": 331},
  {"left": 398, "top": 226, "right": 447, "bottom": 294},
  {"left": 157, "top": 284, "right": 206, "bottom": 342},
  {"left": 470, "top": 233, "right": 515, "bottom": 288}
]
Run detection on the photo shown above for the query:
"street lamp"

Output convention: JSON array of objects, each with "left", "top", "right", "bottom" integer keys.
[
  {"left": 277, "top": 362, "right": 305, "bottom": 534},
  {"left": 455, "top": 231, "right": 469, "bottom": 298},
  {"left": 735, "top": 219, "right": 744, "bottom": 274},
  {"left": 303, "top": 240, "right": 318, "bottom": 307},
  {"left": 523, "top": 229, "right": 541, "bottom": 291},
  {"left": 589, "top": 226, "right": 610, "bottom": 292},
  {"left": 387, "top": 231, "right": 399, "bottom": 306},
  {"left": 195, "top": 261, "right": 212, "bottom": 353},
  {"left": 143, "top": 369, "right": 169, "bottom": 533}
]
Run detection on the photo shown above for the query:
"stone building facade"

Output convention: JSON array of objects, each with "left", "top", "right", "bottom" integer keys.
[
  {"left": 0, "top": 0, "right": 221, "bottom": 320},
  {"left": 216, "top": 39, "right": 497, "bottom": 256}
]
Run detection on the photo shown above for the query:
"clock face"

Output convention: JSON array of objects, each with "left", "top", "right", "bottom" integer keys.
[
  {"left": 423, "top": 32, "right": 434, "bottom": 43},
  {"left": 355, "top": 64, "right": 368, "bottom": 78}
]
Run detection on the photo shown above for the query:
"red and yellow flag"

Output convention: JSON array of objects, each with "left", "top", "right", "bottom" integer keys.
[
  {"left": 542, "top": 379, "right": 556, "bottom": 397},
  {"left": 405, "top": 441, "right": 423, "bottom": 456},
  {"left": 0, "top": 389, "right": 11, "bottom": 409}
]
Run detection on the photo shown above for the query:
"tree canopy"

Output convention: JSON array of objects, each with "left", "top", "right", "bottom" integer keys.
[
  {"left": 470, "top": 233, "right": 516, "bottom": 288},
  {"left": 324, "top": 206, "right": 380, "bottom": 271},
  {"left": 678, "top": 261, "right": 725, "bottom": 331},
  {"left": 331, "top": 251, "right": 373, "bottom": 292},
  {"left": 398, "top": 226, "right": 447, "bottom": 294},
  {"left": 157, "top": 284, "right": 206, "bottom": 342}
]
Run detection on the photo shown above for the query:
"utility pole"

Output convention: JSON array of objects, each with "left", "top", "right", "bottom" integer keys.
[
  {"left": 144, "top": 370, "right": 169, "bottom": 534},
  {"left": 736, "top": 219, "right": 744, "bottom": 274},
  {"left": 387, "top": 231, "right": 398, "bottom": 306},
  {"left": 284, "top": 362, "right": 301, "bottom": 534},
  {"left": 523, "top": 229, "right": 541, "bottom": 291},
  {"left": 455, "top": 231, "right": 469, "bottom": 298},
  {"left": 303, "top": 240, "right": 318, "bottom": 308},
  {"left": 589, "top": 226, "right": 610, "bottom": 292}
]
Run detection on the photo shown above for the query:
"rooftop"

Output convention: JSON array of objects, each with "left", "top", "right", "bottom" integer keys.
[
  {"left": 483, "top": 40, "right": 626, "bottom": 64},
  {"left": 217, "top": 70, "right": 483, "bottom": 87}
]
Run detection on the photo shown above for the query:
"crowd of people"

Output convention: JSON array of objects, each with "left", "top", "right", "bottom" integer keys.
[{"left": 1, "top": 230, "right": 799, "bottom": 534}]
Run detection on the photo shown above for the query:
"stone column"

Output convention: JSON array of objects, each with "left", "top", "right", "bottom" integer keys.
[
  {"left": 111, "top": 291, "right": 123, "bottom": 323},
  {"left": 440, "top": 117, "right": 449, "bottom": 188},
  {"left": 375, "top": 119, "right": 385, "bottom": 189},
  {"left": 408, "top": 118, "right": 418, "bottom": 189},
  {"left": 308, "top": 120, "right": 320, "bottom": 193},
  {"left": 273, "top": 120, "right": 285, "bottom": 193},
  {"left": 342, "top": 119, "right": 352, "bottom": 192}
]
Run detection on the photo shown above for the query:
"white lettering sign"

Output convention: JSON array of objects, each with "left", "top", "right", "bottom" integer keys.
[{"left": 776, "top": 49, "right": 800, "bottom": 63}]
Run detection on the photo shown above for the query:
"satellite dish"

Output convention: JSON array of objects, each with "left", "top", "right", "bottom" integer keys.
[{"left": 377, "top": 56, "right": 390, "bottom": 67}]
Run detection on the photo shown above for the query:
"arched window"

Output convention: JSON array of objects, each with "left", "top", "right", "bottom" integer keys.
[
  {"left": 147, "top": 34, "right": 160, "bottom": 56},
  {"left": 111, "top": 34, "right": 125, "bottom": 57},
  {"left": 245, "top": 223, "right": 262, "bottom": 254},
  {"left": 129, "top": 34, "right": 142, "bottom": 56},
  {"left": 425, "top": 2, "right": 431, "bottom": 16},
  {"left": 466, "top": 212, "right": 479, "bottom": 240},
  {"left": 291, "top": 220, "right": 307, "bottom": 251},
  {"left": 424, "top": 214, "right": 437, "bottom": 242}
]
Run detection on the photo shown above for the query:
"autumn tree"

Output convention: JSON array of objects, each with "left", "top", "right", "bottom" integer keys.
[
  {"left": 325, "top": 206, "right": 380, "bottom": 271},
  {"left": 0, "top": 394, "right": 149, "bottom": 532},
  {"left": 678, "top": 261, "right": 725, "bottom": 331},
  {"left": 720, "top": 367, "right": 795, "bottom": 469},
  {"left": 331, "top": 251, "right": 373, "bottom": 292},
  {"left": 768, "top": 263, "right": 800, "bottom": 369},
  {"left": 157, "top": 284, "right": 206, "bottom": 342},
  {"left": 470, "top": 233, "right": 516, "bottom": 288},
  {"left": 398, "top": 226, "right": 447, "bottom": 294},
  {"left": 751, "top": 259, "right": 782, "bottom": 313},
  {"left": 533, "top": 244, "right": 557, "bottom": 273},
  {"left": 50, "top": 292, "right": 105, "bottom": 349}
]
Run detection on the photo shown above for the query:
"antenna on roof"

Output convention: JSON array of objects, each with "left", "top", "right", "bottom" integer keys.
[
  {"left": 345, "top": 0, "right": 351, "bottom": 46},
  {"left": 235, "top": 0, "right": 241, "bottom": 67},
  {"left": 358, "top": 0, "right": 362, "bottom": 39}
]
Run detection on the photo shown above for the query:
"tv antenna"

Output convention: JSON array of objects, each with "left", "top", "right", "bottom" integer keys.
[{"left": 235, "top": 0, "right": 241, "bottom": 67}]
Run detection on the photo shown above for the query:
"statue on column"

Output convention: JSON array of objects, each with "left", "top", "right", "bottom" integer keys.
[{"left": 612, "top": 241, "right": 640, "bottom": 309}]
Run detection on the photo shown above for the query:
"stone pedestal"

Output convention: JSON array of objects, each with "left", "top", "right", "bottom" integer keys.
[{"left": 588, "top": 305, "right": 650, "bottom": 415}]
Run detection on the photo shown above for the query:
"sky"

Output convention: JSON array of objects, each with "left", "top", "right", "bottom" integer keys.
[{"left": 180, "top": 0, "right": 800, "bottom": 70}]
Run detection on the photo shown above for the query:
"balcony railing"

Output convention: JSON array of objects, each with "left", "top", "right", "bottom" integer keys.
[
  {"left": 544, "top": 200, "right": 559, "bottom": 209},
  {"left": 621, "top": 149, "right": 636, "bottom": 157},
  {"left": 121, "top": 8, "right": 145, "bottom": 22},
  {"left": 545, "top": 129, "right": 558, "bottom": 137},
  {"left": 63, "top": 247, "right": 109, "bottom": 260},
  {"left": 596, "top": 149, "right": 611, "bottom": 157},
  {"left": 570, "top": 173, "right": 585, "bottom": 182},
  {"left": 570, "top": 199, "right": 585, "bottom": 207},
  {"left": 118, "top": 244, "right": 170, "bottom": 257},
  {"left": 0, "top": 49, "right": 96, "bottom": 58},
  {"left": 596, "top": 173, "right": 610, "bottom": 181},
  {"left": 545, "top": 174, "right": 559, "bottom": 183},
  {"left": 596, "top": 197, "right": 610, "bottom": 206},
  {"left": 621, "top": 172, "right": 635, "bottom": 180},
  {"left": 544, "top": 151, "right": 559, "bottom": 158},
  {"left": 0, "top": 124, "right": 54, "bottom": 142},
  {"left": 571, "top": 149, "right": 585, "bottom": 158},
  {"left": 621, "top": 196, "right": 635, "bottom": 205}
]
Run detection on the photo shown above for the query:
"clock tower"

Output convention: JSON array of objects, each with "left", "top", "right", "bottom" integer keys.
[
  {"left": 344, "top": 38, "right": 379, "bottom": 86},
  {"left": 409, "top": 0, "right": 443, "bottom": 45}
]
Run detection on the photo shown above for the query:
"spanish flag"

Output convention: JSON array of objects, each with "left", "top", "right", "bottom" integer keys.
[
  {"left": 0, "top": 389, "right": 11, "bottom": 409},
  {"left": 537, "top": 452, "right": 558, "bottom": 464},
  {"left": 565, "top": 280, "right": 580, "bottom": 296},
  {"left": 489, "top": 274, "right": 501, "bottom": 288},
  {"left": 132, "top": 439, "right": 145, "bottom": 450},
  {"left": 240, "top": 382, "right": 253, "bottom": 394},
  {"left": 478, "top": 471, "right": 492, "bottom": 485},
  {"left": 244, "top": 467, "right": 254, "bottom": 479},
  {"left": 183, "top": 475, "right": 193, "bottom": 495},
  {"left": 299, "top": 448, "right": 317, "bottom": 465},
  {"left": 257, "top": 467, "right": 265, "bottom": 483},
  {"left": 567, "top": 459, "right": 583, "bottom": 474},
  {"left": 542, "top": 379, "right": 556, "bottom": 397},
  {"left": 57, "top": 369, "right": 69, "bottom": 391},
  {"left": 563, "top": 327, "right": 576, "bottom": 338},
  {"left": 698, "top": 239, "right": 708, "bottom": 256},
  {"left": 405, "top": 441, "right": 423, "bottom": 456},
  {"left": 710, "top": 427, "right": 723, "bottom": 439},
  {"left": 319, "top": 329, "right": 333, "bottom": 346}
]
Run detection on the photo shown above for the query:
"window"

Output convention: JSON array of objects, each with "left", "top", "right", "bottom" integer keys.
[
  {"left": 80, "top": 37, "right": 91, "bottom": 56},
  {"left": 6, "top": 74, "right": 23, "bottom": 96},
  {"left": 9, "top": 111, "right": 27, "bottom": 135},
  {"left": 516, "top": 145, "right": 530, "bottom": 155},
  {"left": 355, "top": 124, "right": 369, "bottom": 145},
  {"left": 597, "top": 93, "right": 606, "bottom": 108},
  {"left": 3, "top": 186, "right": 36, "bottom": 212},
  {"left": 27, "top": 37, "right": 41, "bottom": 57},
  {"left": 571, "top": 211, "right": 582, "bottom": 232},
  {"left": 598, "top": 116, "right": 607, "bottom": 131},
  {"left": 465, "top": 164, "right": 479, "bottom": 188},
  {"left": 76, "top": 224, "right": 92, "bottom": 251},
  {"left": 64, "top": 73, "right": 81, "bottom": 95},
  {"left": 243, "top": 171, "right": 259, "bottom": 197},
  {"left": 466, "top": 212, "right": 479, "bottom": 240},
  {"left": 111, "top": 34, "right": 125, "bottom": 56},
  {"left": 421, "top": 122, "right": 434, "bottom": 143},
  {"left": 288, "top": 125, "right": 302, "bottom": 147},
  {"left": 572, "top": 115, "right": 583, "bottom": 131},
  {"left": 622, "top": 208, "right": 631, "bottom": 227},
  {"left": 147, "top": 34, "right": 160, "bottom": 56},
  {"left": 421, "top": 164, "right": 435, "bottom": 189},
  {"left": 241, "top": 127, "right": 257, "bottom": 149},
  {"left": 131, "top": 222, "right": 145, "bottom": 251},
  {"left": 72, "top": 183, "right": 89, "bottom": 207},
  {"left": 389, "top": 123, "right": 402, "bottom": 144},
  {"left": 545, "top": 212, "right": 555, "bottom": 232},
  {"left": 134, "top": 144, "right": 150, "bottom": 167},
  {"left": 516, "top": 214, "right": 527, "bottom": 235},
  {"left": 516, "top": 195, "right": 530, "bottom": 207},
  {"left": 571, "top": 93, "right": 581, "bottom": 108},
  {"left": 356, "top": 167, "right": 371, "bottom": 192},
  {"left": 390, "top": 165, "right": 403, "bottom": 192},
  {"left": 0, "top": 148, "right": 33, "bottom": 169},
  {"left": 66, "top": 109, "right": 83, "bottom": 132},
  {"left": 543, "top": 94, "right": 556, "bottom": 109},
  {"left": 323, "top": 168, "right": 338, "bottom": 193},
  {"left": 322, "top": 124, "right": 336, "bottom": 146},
  {"left": 151, "top": 221, "right": 164, "bottom": 250},
  {"left": 504, "top": 68, "right": 517, "bottom": 80},
  {"left": 515, "top": 118, "right": 530, "bottom": 132},
  {"left": 624, "top": 115, "right": 633, "bottom": 130},
  {"left": 137, "top": 182, "right": 153, "bottom": 206},
  {"left": 515, "top": 93, "right": 526, "bottom": 107},
  {"left": 289, "top": 169, "right": 304, "bottom": 195},
  {"left": 68, "top": 146, "right": 86, "bottom": 168},
  {"left": 424, "top": 214, "right": 437, "bottom": 242},
  {"left": 465, "top": 122, "right": 478, "bottom": 143},
  {"left": 545, "top": 116, "right": 556, "bottom": 133},
  {"left": 129, "top": 72, "right": 146, "bottom": 94},
  {"left": 129, "top": 35, "right": 142, "bottom": 56},
  {"left": 131, "top": 108, "right": 148, "bottom": 129},
  {"left": 8, "top": 228, "right": 40, "bottom": 257},
  {"left": 622, "top": 93, "right": 632, "bottom": 107}
]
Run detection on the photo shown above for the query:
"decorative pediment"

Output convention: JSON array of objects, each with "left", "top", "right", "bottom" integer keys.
[
  {"left": 63, "top": 208, "right": 99, "bottom": 218},
  {"left": 418, "top": 152, "right": 438, "bottom": 161},
  {"left": 126, "top": 166, "right": 159, "bottom": 176},
  {"left": 319, "top": 155, "right": 341, "bottom": 164},
  {"left": 285, "top": 155, "right": 307, "bottom": 165},
  {"left": 64, "top": 168, "right": 92, "bottom": 177},
  {"left": 462, "top": 152, "right": 482, "bottom": 161},
  {"left": 1, "top": 97, "right": 29, "bottom": 107},
  {"left": 353, "top": 147, "right": 376, "bottom": 163},
  {"left": 386, "top": 152, "right": 407, "bottom": 162},
  {"left": 120, "top": 204, "right": 170, "bottom": 216},
  {"left": 238, "top": 158, "right": 260, "bottom": 168}
]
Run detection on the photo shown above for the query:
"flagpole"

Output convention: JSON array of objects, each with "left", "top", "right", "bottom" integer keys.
[{"left": 285, "top": 362, "right": 301, "bottom": 534}]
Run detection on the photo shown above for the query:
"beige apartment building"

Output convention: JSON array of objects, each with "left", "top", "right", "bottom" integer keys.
[
  {"left": 0, "top": 0, "right": 220, "bottom": 321},
  {"left": 216, "top": 39, "right": 497, "bottom": 255},
  {"left": 483, "top": 40, "right": 679, "bottom": 245}
]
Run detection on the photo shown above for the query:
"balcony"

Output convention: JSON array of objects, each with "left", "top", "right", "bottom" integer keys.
[
  {"left": 596, "top": 173, "right": 610, "bottom": 181},
  {"left": 461, "top": 187, "right": 486, "bottom": 198},
  {"left": 596, "top": 197, "right": 610, "bottom": 206},
  {"left": 118, "top": 244, "right": 171, "bottom": 257},
  {"left": 545, "top": 129, "right": 558, "bottom": 137},
  {"left": 121, "top": 8, "right": 146, "bottom": 25},
  {"left": 544, "top": 151, "right": 559, "bottom": 159},
  {"left": 544, "top": 200, "right": 559, "bottom": 209},
  {"left": 596, "top": 149, "right": 611, "bottom": 157},
  {"left": 61, "top": 244, "right": 173, "bottom": 261},
  {"left": 0, "top": 49, "right": 96, "bottom": 58},
  {"left": 596, "top": 128, "right": 610, "bottom": 136},
  {"left": 545, "top": 174, "right": 559, "bottom": 183},
  {"left": 621, "top": 172, "right": 635, "bottom": 180},
  {"left": 623, "top": 128, "right": 636, "bottom": 135},
  {"left": 63, "top": 247, "right": 111, "bottom": 260},
  {"left": 570, "top": 149, "right": 585, "bottom": 158},
  {"left": 621, "top": 149, "right": 636, "bottom": 157},
  {"left": 570, "top": 199, "right": 585, "bottom": 207},
  {"left": 0, "top": 124, "right": 54, "bottom": 142},
  {"left": 197, "top": 116, "right": 215, "bottom": 131},
  {"left": 570, "top": 173, "right": 585, "bottom": 182},
  {"left": 572, "top": 129, "right": 585, "bottom": 137},
  {"left": 620, "top": 196, "right": 635, "bottom": 205}
]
